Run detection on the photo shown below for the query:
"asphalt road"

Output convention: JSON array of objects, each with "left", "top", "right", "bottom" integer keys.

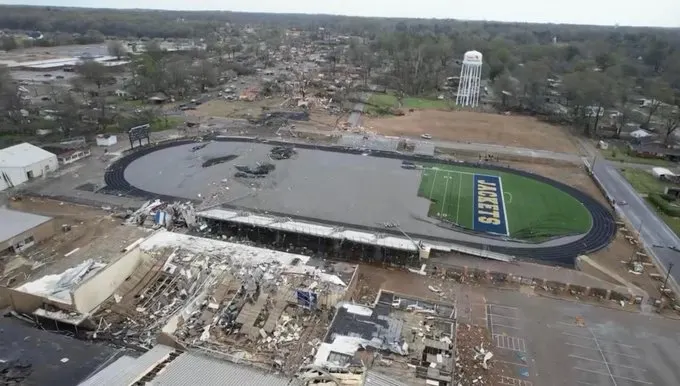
[{"left": 592, "top": 157, "right": 680, "bottom": 291}]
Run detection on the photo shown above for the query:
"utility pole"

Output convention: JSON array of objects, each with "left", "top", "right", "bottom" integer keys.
[
  {"left": 662, "top": 262, "right": 675, "bottom": 295},
  {"left": 629, "top": 219, "right": 644, "bottom": 264}
]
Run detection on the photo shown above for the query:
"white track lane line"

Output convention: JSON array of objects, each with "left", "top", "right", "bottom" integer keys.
[{"left": 455, "top": 171, "right": 463, "bottom": 224}]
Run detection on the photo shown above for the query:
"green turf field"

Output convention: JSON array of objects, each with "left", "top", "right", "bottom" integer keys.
[{"left": 417, "top": 164, "right": 593, "bottom": 241}]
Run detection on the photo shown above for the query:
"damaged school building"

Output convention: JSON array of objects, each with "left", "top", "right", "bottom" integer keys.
[
  {"left": 197, "top": 207, "right": 511, "bottom": 266},
  {"left": 0, "top": 226, "right": 460, "bottom": 385}
]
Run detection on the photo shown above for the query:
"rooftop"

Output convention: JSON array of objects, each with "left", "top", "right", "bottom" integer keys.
[
  {"left": 0, "top": 142, "right": 56, "bottom": 168},
  {"left": 0, "top": 318, "right": 118, "bottom": 386},
  {"left": 0, "top": 207, "right": 52, "bottom": 243}
]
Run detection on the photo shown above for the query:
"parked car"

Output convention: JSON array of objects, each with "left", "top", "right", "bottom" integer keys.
[{"left": 421, "top": 134, "right": 432, "bottom": 139}]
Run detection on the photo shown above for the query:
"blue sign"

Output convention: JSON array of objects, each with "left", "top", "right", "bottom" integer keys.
[
  {"left": 472, "top": 174, "right": 508, "bottom": 235},
  {"left": 296, "top": 290, "right": 318, "bottom": 309}
]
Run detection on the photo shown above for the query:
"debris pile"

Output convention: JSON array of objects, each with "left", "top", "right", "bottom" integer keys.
[
  {"left": 127, "top": 199, "right": 197, "bottom": 230},
  {"left": 234, "top": 162, "right": 275, "bottom": 178},
  {"left": 269, "top": 146, "right": 296, "bottom": 160},
  {"left": 202, "top": 154, "right": 238, "bottom": 168}
]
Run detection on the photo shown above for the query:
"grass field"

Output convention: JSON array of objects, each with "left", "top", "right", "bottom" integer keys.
[
  {"left": 601, "top": 146, "right": 675, "bottom": 167},
  {"left": 620, "top": 168, "right": 678, "bottom": 195},
  {"left": 417, "top": 164, "right": 593, "bottom": 241}
]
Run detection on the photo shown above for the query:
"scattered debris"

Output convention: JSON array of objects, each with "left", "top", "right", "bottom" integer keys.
[
  {"left": 575, "top": 316, "right": 585, "bottom": 327},
  {"left": 0, "top": 360, "right": 32, "bottom": 385},
  {"left": 190, "top": 143, "right": 208, "bottom": 152},
  {"left": 473, "top": 344, "right": 494, "bottom": 369}
]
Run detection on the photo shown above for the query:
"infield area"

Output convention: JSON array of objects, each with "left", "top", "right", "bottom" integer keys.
[{"left": 418, "top": 164, "right": 592, "bottom": 240}]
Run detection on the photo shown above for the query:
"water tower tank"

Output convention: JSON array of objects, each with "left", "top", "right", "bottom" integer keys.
[{"left": 463, "top": 50, "right": 483, "bottom": 64}]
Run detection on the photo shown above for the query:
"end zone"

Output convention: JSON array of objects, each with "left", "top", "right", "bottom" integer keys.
[{"left": 473, "top": 174, "right": 509, "bottom": 236}]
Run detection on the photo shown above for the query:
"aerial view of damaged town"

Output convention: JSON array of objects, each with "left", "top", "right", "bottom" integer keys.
[{"left": 0, "top": 2, "right": 679, "bottom": 386}]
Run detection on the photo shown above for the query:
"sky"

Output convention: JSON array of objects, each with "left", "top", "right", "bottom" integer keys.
[{"left": 1, "top": 0, "right": 679, "bottom": 28}]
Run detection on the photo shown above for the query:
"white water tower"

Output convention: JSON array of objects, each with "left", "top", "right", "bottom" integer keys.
[{"left": 455, "top": 50, "right": 483, "bottom": 108}]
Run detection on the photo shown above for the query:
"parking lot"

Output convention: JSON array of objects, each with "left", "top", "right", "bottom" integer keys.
[{"left": 474, "top": 289, "right": 680, "bottom": 386}]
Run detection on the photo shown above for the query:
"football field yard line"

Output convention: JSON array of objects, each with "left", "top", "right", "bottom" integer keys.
[
  {"left": 441, "top": 173, "right": 451, "bottom": 219},
  {"left": 428, "top": 169, "right": 439, "bottom": 201},
  {"left": 455, "top": 171, "right": 463, "bottom": 224}
]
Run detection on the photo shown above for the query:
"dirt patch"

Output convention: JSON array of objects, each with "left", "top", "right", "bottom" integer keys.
[
  {"left": 348, "top": 265, "right": 456, "bottom": 304},
  {"left": 363, "top": 110, "right": 579, "bottom": 154},
  {"left": 588, "top": 229, "right": 664, "bottom": 298}
]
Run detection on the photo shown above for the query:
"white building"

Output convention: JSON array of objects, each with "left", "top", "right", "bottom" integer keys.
[
  {"left": 0, "top": 143, "right": 58, "bottom": 191},
  {"left": 455, "top": 50, "right": 483, "bottom": 108}
]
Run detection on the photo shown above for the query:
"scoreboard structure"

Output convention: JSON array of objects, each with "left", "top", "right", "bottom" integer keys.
[{"left": 128, "top": 124, "right": 151, "bottom": 149}]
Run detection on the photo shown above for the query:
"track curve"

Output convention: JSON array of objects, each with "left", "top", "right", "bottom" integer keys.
[{"left": 105, "top": 137, "right": 616, "bottom": 266}]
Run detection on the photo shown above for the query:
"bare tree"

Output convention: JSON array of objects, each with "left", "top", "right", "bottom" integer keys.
[
  {"left": 194, "top": 60, "right": 217, "bottom": 92},
  {"left": 643, "top": 78, "right": 673, "bottom": 128},
  {"left": 107, "top": 40, "right": 126, "bottom": 59},
  {"left": 75, "top": 60, "right": 111, "bottom": 127},
  {"left": 661, "top": 103, "right": 680, "bottom": 144}
]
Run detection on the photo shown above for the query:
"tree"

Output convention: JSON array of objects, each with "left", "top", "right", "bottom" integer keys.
[
  {"left": 50, "top": 91, "right": 82, "bottom": 136},
  {"left": 75, "top": 60, "right": 111, "bottom": 126},
  {"left": 0, "top": 67, "right": 24, "bottom": 125},
  {"left": 516, "top": 60, "right": 550, "bottom": 112},
  {"left": 194, "top": 60, "right": 217, "bottom": 91},
  {"left": 643, "top": 78, "right": 673, "bottom": 128},
  {"left": 562, "top": 69, "right": 615, "bottom": 136},
  {"left": 145, "top": 40, "right": 164, "bottom": 62},
  {"left": 661, "top": 101, "right": 680, "bottom": 144},
  {"left": 612, "top": 88, "right": 633, "bottom": 138},
  {"left": 0, "top": 36, "right": 17, "bottom": 51},
  {"left": 107, "top": 40, "right": 126, "bottom": 59},
  {"left": 164, "top": 59, "right": 191, "bottom": 97},
  {"left": 76, "top": 60, "right": 111, "bottom": 90}
]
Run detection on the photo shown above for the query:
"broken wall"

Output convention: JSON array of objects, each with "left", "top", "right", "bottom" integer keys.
[
  {"left": 0, "top": 287, "right": 59, "bottom": 314},
  {"left": 71, "top": 248, "right": 145, "bottom": 313}
]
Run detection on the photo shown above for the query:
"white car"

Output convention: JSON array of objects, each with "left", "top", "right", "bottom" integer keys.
[{"left": 421, "top": 134, "right": 432, "bottom": 139}]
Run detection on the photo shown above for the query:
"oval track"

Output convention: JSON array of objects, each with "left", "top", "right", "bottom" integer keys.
[{"left": 105, "top": 138, "right": 616, "bottom": 266}]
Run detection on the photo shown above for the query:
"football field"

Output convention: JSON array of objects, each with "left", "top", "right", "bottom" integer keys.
[{"left": 417, "top": 164, "right": 593, "bottom": 240}]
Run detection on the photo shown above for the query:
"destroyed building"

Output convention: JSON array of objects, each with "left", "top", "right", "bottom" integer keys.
[{"left": 309, "top": 291, "right": 456, "bottom": 386}]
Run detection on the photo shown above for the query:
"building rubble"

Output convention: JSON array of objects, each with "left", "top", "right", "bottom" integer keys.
[
  {"left": 89, "top": 247, "right": 213, "bottom": 349},
  {"left": 125, "top": 199, "right": 198, "bottom": 230},
  {"left": 17, "top": 259, "right": 106, "bottom": 304},
  {"left": 87, "top": 231, "right": 350, "bottom": 372},
  {"left": 172, "top": 258, "right": 348, "bottom": 373}
]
